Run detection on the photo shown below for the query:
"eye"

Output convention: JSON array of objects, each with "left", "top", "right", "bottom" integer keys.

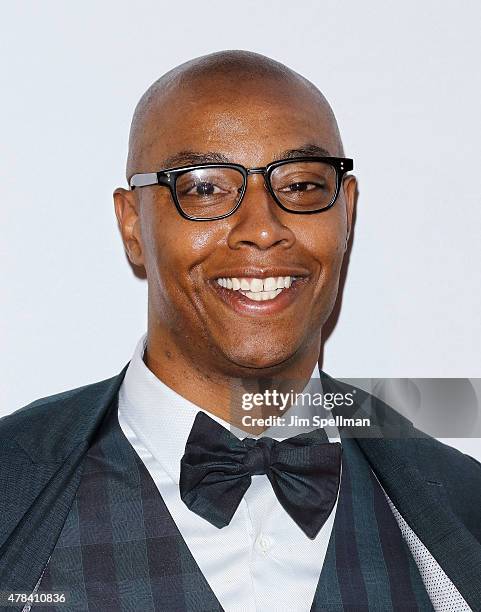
[
  {"left": 278, "top": 181, "right": 326, "bottom": 193},
  {"left": 184, "top": 181, "right": 228, "bottom": 196}
]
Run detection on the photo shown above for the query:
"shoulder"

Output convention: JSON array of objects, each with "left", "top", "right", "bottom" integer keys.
[
  {"left": 1, "top": 375, "right": 118, "bottom": 431},
  {"left": 412, "top": 435, "right": 481, "bottom": 519},
  {"left": 0, "top": 365, "right": 129, "bottom": 462}
]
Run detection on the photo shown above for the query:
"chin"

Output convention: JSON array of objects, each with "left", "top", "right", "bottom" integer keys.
[{"left": 221, "top": 343, "right": 298, "bottom": 373}]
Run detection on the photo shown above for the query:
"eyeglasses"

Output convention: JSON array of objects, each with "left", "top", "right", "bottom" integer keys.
[{"left": 129, "top": 156, "right": 354, "bottom": 221}]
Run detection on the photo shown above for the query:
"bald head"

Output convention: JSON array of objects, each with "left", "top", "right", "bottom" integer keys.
[{"left": 126, "top": 50, "right": 344, "bottom": 180}]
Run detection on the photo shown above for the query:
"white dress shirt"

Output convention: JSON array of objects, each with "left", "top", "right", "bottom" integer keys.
[{"left": 117, "top": 334, "right": 470, "bottom": 612}]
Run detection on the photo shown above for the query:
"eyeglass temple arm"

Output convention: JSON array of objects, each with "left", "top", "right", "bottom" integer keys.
[{"left": 130, "top": 172, "right": 172, "bottom": 190}]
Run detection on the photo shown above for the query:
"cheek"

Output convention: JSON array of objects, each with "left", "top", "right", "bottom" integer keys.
[
  {"left": 139, "top": 194, "right": 219, "bottom": 288},
  {"left": 139, "top": 195, "right": 183, "bottom": 290},
  {"left": 300, "top": 207, "right": 347, "bottom": 271},
  {"left": 299, "top": 209, "right": 347, "bottom": 323}
]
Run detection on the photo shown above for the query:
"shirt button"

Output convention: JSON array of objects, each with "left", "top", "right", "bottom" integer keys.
[{"left": 257, "top": 534, "right": 270, "bottom": 554}]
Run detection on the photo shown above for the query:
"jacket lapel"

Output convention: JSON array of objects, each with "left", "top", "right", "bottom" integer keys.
[
  {"left": 0, "top": 365, "right": 129, "bottom": 592},
  {"left": 358, "top": 436, "right": 481, "bottom": 608},
  {"left": 321, "top": 370, "right": 481, "bottom": 609}
]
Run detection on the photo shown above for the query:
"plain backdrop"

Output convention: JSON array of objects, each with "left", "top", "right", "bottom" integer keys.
[{"left": 1, "top": 1, "right": 480, "bottom": 458}]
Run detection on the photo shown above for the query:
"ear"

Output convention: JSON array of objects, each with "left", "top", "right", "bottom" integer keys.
[
  {"left": 113, "top": 187, "right": 145, "bottom": 267},
  {"left": 342, "top": 175, "right": 357, "bottom": 249}
]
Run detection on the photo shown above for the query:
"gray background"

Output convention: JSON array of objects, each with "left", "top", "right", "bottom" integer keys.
[{"left": 1, "top": 1, "right": 480, "bottom": 458}]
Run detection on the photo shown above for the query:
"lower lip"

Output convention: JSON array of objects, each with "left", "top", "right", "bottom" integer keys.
[{"left": 208, "top": 278, "right": 310, "bottom": 316}]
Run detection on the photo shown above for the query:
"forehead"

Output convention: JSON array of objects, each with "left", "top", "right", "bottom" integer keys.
[{"left": 134, "top": 75, "right": 341, "bottom": 170}]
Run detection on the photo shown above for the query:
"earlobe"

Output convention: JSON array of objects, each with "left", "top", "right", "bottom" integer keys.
[{"left": 113, "top": 187, "right": 144, "bottom": 266}]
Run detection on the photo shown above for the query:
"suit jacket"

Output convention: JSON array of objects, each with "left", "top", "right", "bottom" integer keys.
[{"left": 1, "top": 365, "right": 481, "bottom": 609}]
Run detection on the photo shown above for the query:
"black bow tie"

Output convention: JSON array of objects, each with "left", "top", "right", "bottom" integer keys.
[{"left": 179, "top": 411, "right": 342, "bottom": 538}]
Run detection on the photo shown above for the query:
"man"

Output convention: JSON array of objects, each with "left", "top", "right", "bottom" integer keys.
[{"left": 1, "top": 51, "right": 480, "bottom": 611}]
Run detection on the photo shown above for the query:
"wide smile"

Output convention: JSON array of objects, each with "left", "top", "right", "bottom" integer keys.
[{"left": 208, "top": 271, "right": 311, "bottom": 316}]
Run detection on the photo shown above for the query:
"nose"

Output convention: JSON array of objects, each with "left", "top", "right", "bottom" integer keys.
[{"left": 226, "top": 174, "right": 296, "bottom": 251}]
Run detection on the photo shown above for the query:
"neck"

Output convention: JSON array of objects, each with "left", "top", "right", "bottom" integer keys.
[{"left": 144, "top": 325, "right": 322, "bottom": 434}]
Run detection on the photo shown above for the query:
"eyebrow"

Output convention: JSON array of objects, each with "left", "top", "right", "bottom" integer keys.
[
  {"left": 159, "top": 143, "right": 334, "bottom": 170},
  {"left": 161, "top": 150, "right": 230, "bottom": 169},
  {"left": 274, "top": 144, "right": 333, "bottom": 160}
]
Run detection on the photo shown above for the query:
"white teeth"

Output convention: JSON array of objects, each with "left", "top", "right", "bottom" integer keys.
[
  {"left": 263, "top": 277, "right": 277, "bottom": 291},
  {"left": 239, "top": 288, "right": 283, "bottom": 301},
  {"left": 215, "top": 276, "right": 299, "bottom": 299},
  {"left": 250, "top": 278, "right": 263, "bottom": 292}
]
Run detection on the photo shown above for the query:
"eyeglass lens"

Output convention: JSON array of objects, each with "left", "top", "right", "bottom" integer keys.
[{"left": 174, "top": 161, "right": 338, "bottom": 218}]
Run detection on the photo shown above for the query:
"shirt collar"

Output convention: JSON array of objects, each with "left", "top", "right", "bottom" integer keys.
[{"left": 119, "top": 333, "right": 339, "bottom": 485}]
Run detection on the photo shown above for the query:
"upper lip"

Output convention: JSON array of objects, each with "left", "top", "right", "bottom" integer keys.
[{"left": 208, "top": 267, "right": 311, "bottom": 280}]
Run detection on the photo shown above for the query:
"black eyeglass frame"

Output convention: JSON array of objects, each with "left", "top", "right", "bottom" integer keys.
[{"left": 129, "top": 156, "right": 354, "bottom": 221}]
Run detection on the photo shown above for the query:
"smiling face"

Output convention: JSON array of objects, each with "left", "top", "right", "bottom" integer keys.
[{"left": 115, "top": 53, "right": 356, "bottom": 383}]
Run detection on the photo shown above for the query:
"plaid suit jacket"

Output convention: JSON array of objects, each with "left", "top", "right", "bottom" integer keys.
[
  {"left": 1, "top": 365, "right": 481, "bottom": 609},
  {"left": 36, "top": 407, "right": 433, "bottom": 610}
]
